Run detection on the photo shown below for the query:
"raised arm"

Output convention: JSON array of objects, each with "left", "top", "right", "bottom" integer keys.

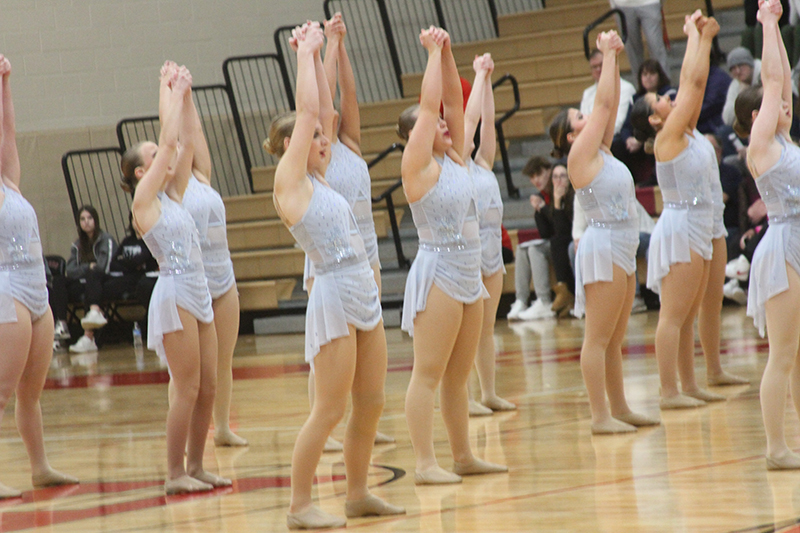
[
  {"left": 189, "top": 80, "right": 212, "bottom": 185},
  {"left": 440, "top": 30, "right": 465, "bottom": 159},
  {"left": 569, "top": 31, "right": 619, "bottom": 189},
  {"left": 315, "top": 27, "right": 336, "bottom": 145},
  {"left": 272, "top": 23, "right": 324, "bottom": 225},
  {"left": 750, "top": 0, "right": 787, "bottom": 168},
  {"left": 323, "top": 14, "right": 341, "bottom": 111},
  {"left": 463, "top": 54, "right": 490, "bottom": 157},
  {"left": 0, "top": 57, "right": 20, "bottom": 188},
  {"left": 603, "top": 38, "right": 624, "bottom": 148},
  {"left": 400, "top": 28, "right": 444, "bottom": 200},
  {"left": 169, "top": 68, "right": 197, "bottom": 200},
  {"left": 131, "top": 69, "right": 188, "bottom": 234},
  {"left": 476, "top": 54, "right": 496, "bottom": 169},
  {"left": 335, "top": 19, "right": 362, "bottom": 153}
]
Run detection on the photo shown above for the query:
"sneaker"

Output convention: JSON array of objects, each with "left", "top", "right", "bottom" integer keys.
[
  {"left": 631, "top": 296, "right": 648, "bottom": 314},
  {"left": 722, "top": 279, "right": 747, "bottom": 305},
  {"left": 69, "top": 335, "right": 98, "bottom": 353},
  {"left": 725, "top": 255, "right": 750, "bottom": 281},
  {"left": 517, "top": 299, "right": 556, "bottom": 320},
  {"left": 53, "top": 340, "right": 65, "bottom": 352},
  {"left": 507, "top": 299, "right": 528, "bottom": 320},
  {"left": 81, "top": 309, "right": 107, "bottom": 330},
  {"left": 54, "top": 320, "right": 70, "bottom": 340}
]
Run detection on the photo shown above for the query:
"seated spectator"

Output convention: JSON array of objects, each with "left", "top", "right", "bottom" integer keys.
[
  {"left": 609, "top": 0, "right": 670, "bottom": 77},
  {"left": 697, "top": 60, "right": 732, "bottom": 134},
  {"left": 45, "top": 257, "right": 70, "bottom": 351},
  {"left": 532, "top": 162, "right": 575, "bottom": 317},
  {"left": 507, "top": 156, "right": 555, "bottom": 320},
  {"left": 65, "top": 205, "right": 118, "bottom": 353},
  {"left": 613, "top": 59, "right": 676, "bottom": 185},
  {"left": 722, "top": 47, "right": 762, "bottom": 127},
  {"left": 581, "top": 49, "right": 637, "bottom": 135}
]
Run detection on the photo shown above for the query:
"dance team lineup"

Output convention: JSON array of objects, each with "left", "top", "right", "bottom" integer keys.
[{"left": 0, "top": 0, "right": 798, "bottom": 529}]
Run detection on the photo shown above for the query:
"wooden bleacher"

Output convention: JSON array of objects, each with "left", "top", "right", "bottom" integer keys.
[{"left": 227, "top": 0, "right": 738, "bottom": 312}]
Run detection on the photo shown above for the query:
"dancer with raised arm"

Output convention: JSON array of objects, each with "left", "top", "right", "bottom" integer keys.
[
  {"left": 305, "top": 13, "right": 394, "bottom": 452},
  {"left": 736, "top": 0, "right": 800, "bottom": 470},
  {"left": 629, "top": 11, "right": 728, "bottom": 409},
  {"left": 398, "top": 27, "right": 507, "bottom": 483},
  {"left": 464, "top": 53, "right": 516, "bottom": 414},
  {"left": 165, "top": 60, "right": 248, "bottom": 448},
  {"left": 549, "top": 31, "right": 660, "bottom": 433},
  {"left": 265, "top": 22, "right": 403, "bottom": 529},
  {"left": 0, "top": 55, "right": 78, "bottom": 498},
  {"left": 124, "top": 63, "right": 230, "bottom": 494}
]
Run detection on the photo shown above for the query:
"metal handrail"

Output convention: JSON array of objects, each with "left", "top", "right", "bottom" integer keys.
[
  {"left": 493, "top": 74, "right": 521, "bottom": 199},
  {"left": 583, "top": 9, "right": 627, "bottom": 60},
  {"left": 368, "top": 143, "right": 410, "bottom": 269},
  {"left": 703, "top": 0, "right": 724, "bottom": 62},
  {"left": 222, "top": 53, "right": 295, "bottom": 111}
]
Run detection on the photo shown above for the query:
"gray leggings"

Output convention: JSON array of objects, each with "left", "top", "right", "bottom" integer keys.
[{"left": 514, "top": 241, "right": 552, "bottom": 304}]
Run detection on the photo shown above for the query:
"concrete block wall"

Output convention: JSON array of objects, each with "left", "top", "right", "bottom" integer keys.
[{"left": 3, "top": 0, "right": 322, "bottom": 255}]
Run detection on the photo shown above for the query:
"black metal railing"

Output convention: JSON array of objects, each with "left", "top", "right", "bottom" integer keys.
[
  {"left": 323, "top": 1, "right": 404, "bottom": 102},
  {"left": 368, "top": 143, "right": 410, "bottom": 269},
  {"left": 492, "top": 73, "right": 521, "bottom": 198},
  {"left": 116, "top": 85, "right": 252, "bottom": 198},
  {"left": 61, "top": 148, "right": 129, "bottom": 243},
  {"left": 223, "top": 54, "right": 295, "bottom": 171},
  {"left": 583, "top": 9, "right": 627, "bottom": 60},
  {"left": 274, "top": 25, "right": 301, "bottom": 98}
]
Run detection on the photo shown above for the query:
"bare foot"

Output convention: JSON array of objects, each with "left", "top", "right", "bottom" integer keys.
[
  {"left": 164, "top": 475, "right": 213, "bottom": 495},
  {"left": 414, "top": 466, "right": 462, "bottom": 485},
  {"left": 708, "top": 370, "right": 749, "bottom": 386},
  {"left": 287, "top": 504, "right": 346, "bottom": 530},
  {"left": 0, "top": 482, "right": 22, "bottom": 499},
  {"left": 660, "top": 393, "right": 706, "bottom": 410},
  {"left": 682, "top": 387, "right": 726, "bottom": 402},
  {"left": 453, "top": 458, "right": 508, "bottom": 476},
  {"left": 482, "top": 396, "right": 517, "bottom": 411},
  {"left": 214, "top": 430, "right": 249, "bottom": 447},
  {"left": 614, "top": 411, "right": 661, "bottom": 427},
  {"left": 468, "top": 400, "right": 493, "bottom": 417},
  {"left": 188, "top": 470, "right": 232, "bottom": 488},
  {"left": 591, "top": 418, "right": 637, "bottom": 434},
  {"left": 32, "top": 468, "right": 79, "bottom": 488},
  {"left": 766, "top": 451, "right": 800, "bottom": 470},
  {"left": 345, "top": 494, "right": 406, "bottom": 517}
]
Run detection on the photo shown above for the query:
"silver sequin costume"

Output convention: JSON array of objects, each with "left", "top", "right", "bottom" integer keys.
[
  {"left": 303, "top": 140, "right": 380, "bottom": 288},
  {"left": 142, "top": 192, "right": 213, "bottom": 361},
  {"left": 402, "top": 155, "right": 487, "bottom": 336},
  {"left": 289, "top": 176, "right": 382, "bottom": 363},
  {"left": 647, "top": 132, "right": 715, "bottom": 294},
  {"left": 747, "top": 135, "right": 800, "bottom": 336},
  {"left": 695, "top": 130, "right": 728, "bottom": 239},
  {"left": 469, "top": 160, "right": 504, "bottom": 276},
  {"left": 0, "top": 183, "right": 48, "bottom": 322},
  {"left": 573, "top": 150, "right": 640, "bottom": 318},
  {"left": 182, "top": 176, "right": 236, "bottom": 299}
]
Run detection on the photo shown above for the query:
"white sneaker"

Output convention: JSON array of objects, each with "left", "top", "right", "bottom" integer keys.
[
  {"left": 507, "top": 299, "right": 528, "bottom": 320},
  {"left": 631, "top": 296, "right": 647, "bottom": 314},
  {"left": 69, "top": 335, "right": 98, "bottom": 353},
  {"left": 54, "top": 320, "right": 70, "bottom": 340},
  {"left": 81, "top": 309, "right": 107, "bottom": 330},
  {"left": 518, "top": 299, "right": 556, "bottom": 320},
  {"left": 725, "top": 255, "right": 750, "bottom": 281},
  {"left": 723, "top": 279, "right": 747, "bottom": 305}
]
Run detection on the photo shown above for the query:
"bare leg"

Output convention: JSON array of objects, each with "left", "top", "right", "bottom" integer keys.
[
  {"left": 406, "top": 284, "right": 464, "bottom": 482},
  {"left": 212, "top": 286, "right": 247, "bottom": 447},
  {"left": 15, "top": 306, "right": 78, "bottom": 488},
  {"left": 473, "top": 270, "right": 515, "bottom": 411},
  {"left": 700, "top": 238, "right": 748, "bottom": 385},
  {"left": 582, "top": 266, "right": 636, "bottom": 433},
  {"left": 761, "top": 264, "right": 800, "bottom": 468},
  {"left": 655, "top": 251, "right": 708, "bottom": 405},
  {"left": 289, "top": 329, "right": 357, "bottom": 514}
]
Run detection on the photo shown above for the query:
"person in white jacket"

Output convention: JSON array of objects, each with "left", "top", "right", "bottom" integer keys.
[
  {"left": 581, "top": 49, "right": 638, "bottom": 134},
  {"left": 722, "top": 47, "right": 762, "bottom": 126}
]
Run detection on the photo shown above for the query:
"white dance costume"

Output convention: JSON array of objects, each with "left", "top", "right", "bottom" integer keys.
[
  {"left": 0, "top": 183, "right": 48, "bottom": 322},
  {"left": 182, "top": 176, "right": 236, "bottom": 299},
  {"left": 288, "top": 176, "right": 382, "bottom": 364},
  {"left": 402, "top": 155, "right": 487, "bottom": 336},
  {"left": 647, "top": 132, "right": 715, "bottom": 294},
  {"left": 303, "top": 141, "right": 380, "bottom": 288},
  {"left": 747, "top": 135, "right": 800, "bottom": 336},
  {"left": 142, "top": 192, "right": 213, "bottom": 361},
  {"left": 469, "top": 160, "right": 504, "bottom": 276},
  {"left": 695, "top": 130, "right": 728, "bottom": 239},
  {"left": 573, "top": 150, "right": 639, "bottom": 318}
]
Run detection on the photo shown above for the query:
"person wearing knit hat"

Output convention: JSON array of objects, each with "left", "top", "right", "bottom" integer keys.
[{"left": 722, "top": 47, "right": 761, "bottom": 126}]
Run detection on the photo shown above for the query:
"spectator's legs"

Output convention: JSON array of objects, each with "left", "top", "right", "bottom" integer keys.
[
  {"left": 638, "top": 3, "right": 670, "bottom": 77},
  {"left": 514, "top": 245, "right": 533, "bottom": 305},
  {"left": 619, "top": 6, "right": 645, "bottom": 78},
  {"left": 529, "top": 241, "right": 553, "bottom": 304}
]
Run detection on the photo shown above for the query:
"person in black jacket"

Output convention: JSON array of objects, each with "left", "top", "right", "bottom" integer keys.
[
  {"left": 65, "top": 205, "right": 118, "bottom": 352},
  {"left": 533, "top": 162, "right": 575, "bottom": 317}
]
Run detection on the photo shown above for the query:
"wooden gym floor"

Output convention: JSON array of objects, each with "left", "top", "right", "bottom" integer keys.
[{"left": 0, "top": 306, "right": 795, "bottom": 532}]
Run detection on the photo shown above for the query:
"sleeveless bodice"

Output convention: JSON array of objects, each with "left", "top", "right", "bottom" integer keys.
[
  {"left": 469, "top": 160, "right": 503, "bottom": 232},
  {"left": 656, "top": 133, "right": 714, "bottom": 211},
  {"left": 755, "top": 135, "right": 800, "bottom": 224},
  {"left": 326, "top": 141, "right": 376, "bottom": 240},
  {"left": 0, "top": 184, "right": 44, "bottom": 271},
  {"left": 693, "top": 130, "right": 725, "bottom": 226},
  {"left": 289, "top": 176, "right": 368, "bottom": 275},
  {"left": 182, "top": 176, "right": 229, "bottom": 258},
  {"left": 575, "top": 151, "right": 639, "bottom": 231},
  {"left": 410, "top": 155, "right": 480, "bottom": 253},
  {"left": 143, "top": 193, "right": 205, "bottom": 276}
]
